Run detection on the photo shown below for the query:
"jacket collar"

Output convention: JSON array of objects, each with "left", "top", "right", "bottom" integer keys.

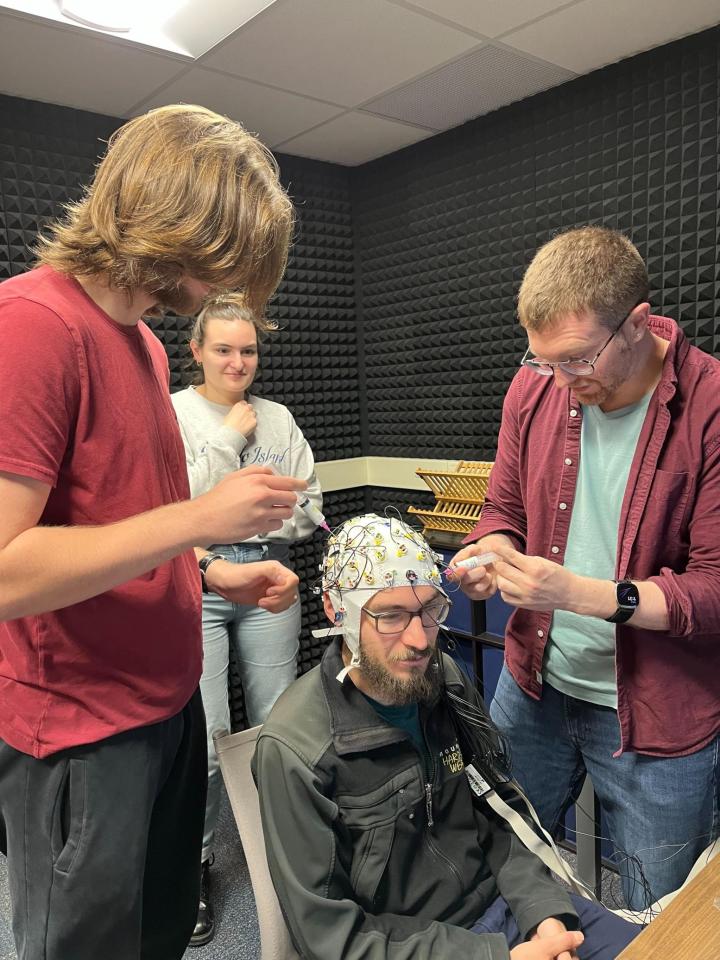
[{"left": 319, "top": 637, "right": 464, "bottom": 757}]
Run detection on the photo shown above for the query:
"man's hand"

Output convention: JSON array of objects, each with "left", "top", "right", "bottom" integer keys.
[
  {"left": 530, "top": 918, "right": 581, "bottom": 960},
  {"left": 493, "top": 544, "right": 578, "bottom": 612},
  {"left": 449, "top": 534, "right": 515, "bottom": 601},
  {"left": 510, "top": 928, "right": 583, "bottom": 960},
  {"left": 194, "top": 466, "right": 307, "bottom": 545},
  {"left": 205, "top": 559, "right": 299, "bottom": 612}
]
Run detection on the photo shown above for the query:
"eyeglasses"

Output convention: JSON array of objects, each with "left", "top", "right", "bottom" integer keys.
[
  {"left": 521, "top": 303, "right": 641, "bottom": 378},
  {"left": 363, "top": 599, "right": 451, "bottom": 635}
]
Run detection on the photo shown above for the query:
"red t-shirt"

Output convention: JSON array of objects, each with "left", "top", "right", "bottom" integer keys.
[{"left": 0, "top": 266, "right": 201, "bottom": 758}]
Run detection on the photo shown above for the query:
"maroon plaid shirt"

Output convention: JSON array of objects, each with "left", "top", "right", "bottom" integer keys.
[{"left": 467, "top": 317, "right": 720, "bottom": 757}]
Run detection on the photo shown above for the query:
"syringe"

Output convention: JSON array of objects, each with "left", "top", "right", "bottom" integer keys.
[
  {"left": 297, "top": 495, "right": 331, "bottom": 533},
  {"left": 448, "top": 551, "right": 498, "bottom": 573}
]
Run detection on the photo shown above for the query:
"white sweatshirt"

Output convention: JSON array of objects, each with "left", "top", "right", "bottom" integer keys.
[{"left": 171, "top": 386, "right": 323, "bottom": 544}]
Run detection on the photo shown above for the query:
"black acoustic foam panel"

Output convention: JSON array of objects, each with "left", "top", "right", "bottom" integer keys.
[
  {"left": 352, "top": 25, "right": 720, "bottom": 462},
  {"left": 366, "top": 486, "right": 436, "bottom": 525},
  {"left": 253, "top": 154, "right": 361, "bottom": 463},
  {"left": 0, "top": 95, "right": 117, "bottom": 282}
]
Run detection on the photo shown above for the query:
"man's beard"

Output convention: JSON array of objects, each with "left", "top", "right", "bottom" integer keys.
[
  {"left": 358, "top": 645, "right": 442, "bottom": 705},
  {"left": 572, "top": 337, "right": 634, "bottom": 407}
]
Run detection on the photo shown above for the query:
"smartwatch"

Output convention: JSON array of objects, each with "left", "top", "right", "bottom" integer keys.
[
  {"left": 198, "top": 553, "right": 224, "bottom": 594},
  {"left": 605, "top": 579, "right": 640, "bottom": 624}
]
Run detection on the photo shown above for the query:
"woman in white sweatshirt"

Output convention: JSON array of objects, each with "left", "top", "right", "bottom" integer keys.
[{"left": 171, "top": 292, "right": 322, "bottom": 946}]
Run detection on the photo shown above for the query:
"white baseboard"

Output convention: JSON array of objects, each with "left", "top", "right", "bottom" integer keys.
[{"left": 315, "top": 456, "right": 461, "bottom": 493}]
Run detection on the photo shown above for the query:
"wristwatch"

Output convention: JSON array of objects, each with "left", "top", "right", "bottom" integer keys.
[
  {"left": 605, "top": 579, "right": 640, "bottom": 624},
  {"left": 198, "top": 553, "right": 224, "bottom": 595}
]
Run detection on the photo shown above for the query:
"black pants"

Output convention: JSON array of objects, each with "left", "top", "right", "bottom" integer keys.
[{"left": 0, "top": 689, "right": 208, "bottom": 960}]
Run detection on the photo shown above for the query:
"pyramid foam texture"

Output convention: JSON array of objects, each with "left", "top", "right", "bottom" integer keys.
[{"left": 352, "top": 25, "right": 720, "bottom": 461}]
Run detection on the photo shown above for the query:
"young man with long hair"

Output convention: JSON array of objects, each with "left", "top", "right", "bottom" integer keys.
[{"left": 0, "top": 104, "right": 305, "bottom": 960}]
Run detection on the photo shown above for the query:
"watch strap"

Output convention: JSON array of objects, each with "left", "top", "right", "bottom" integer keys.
[
  {"left": 605, "top": 607, "right": 635, "bottom": 624},
  {"left": 198, "top": 553, "right": 224, "bottom": 594}
]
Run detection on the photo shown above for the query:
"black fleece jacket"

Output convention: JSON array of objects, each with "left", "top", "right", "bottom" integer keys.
[{"left": 252, "top": 640, "right": 578, "bottom": 960}]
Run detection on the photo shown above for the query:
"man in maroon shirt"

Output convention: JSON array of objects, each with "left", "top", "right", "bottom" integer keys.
[
  {"left": 0, "top": 105, "right": 306, "bottom": 960},
  {"left": 453, "top": 227, "right": 720, "bottom": 910}
]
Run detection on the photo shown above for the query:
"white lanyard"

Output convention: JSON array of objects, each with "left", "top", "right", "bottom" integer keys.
[{"left": 466, "top": 763, "right": 719, "bottom": 925}]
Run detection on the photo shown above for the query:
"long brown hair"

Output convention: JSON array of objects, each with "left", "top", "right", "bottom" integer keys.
[{"left": 36, "top": 104, "right": 294, "bottom": 317}]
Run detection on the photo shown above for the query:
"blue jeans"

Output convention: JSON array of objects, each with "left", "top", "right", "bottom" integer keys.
[
  {"left": 471, "top": 894, "right": 640, "bottom": 959},
  {"left": 200, "top": 543, "right": 300, "bottom": 861},
  {"left": 490, "top": 665, "right": 720, "bottom": 910}
]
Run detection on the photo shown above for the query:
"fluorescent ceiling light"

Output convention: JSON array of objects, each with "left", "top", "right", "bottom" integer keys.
[
  {"left": 58, "top": 1, "right": 187, "bottom": 33},
  {"left": 59, "top": 1, "right": 140, "bottom": 33},
  {"left": 5, "top": 1, "right": 279, "bottom": 57}
]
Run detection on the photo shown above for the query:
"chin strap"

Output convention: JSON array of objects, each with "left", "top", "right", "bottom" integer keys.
[
  {"left": 311, "top": 626, "right": 344, "bottom": 638},
  {"left": 335, "top": 649, "right": 360, "bottom": 684},
  {"left": 308, "top": 626, "right": 360, "bottom": 683}
]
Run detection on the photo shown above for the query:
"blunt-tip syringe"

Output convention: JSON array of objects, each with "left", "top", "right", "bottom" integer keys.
[
  {"left": 297, "top": 495, "right": 331, "bottom": 533},
  {"left": 449, "top": 551, "right": 498, "bottom": 573}
]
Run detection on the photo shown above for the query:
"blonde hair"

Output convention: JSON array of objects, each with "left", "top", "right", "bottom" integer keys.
[
  {"left": 36, "top": 104, "right": 294, "bottom": 317},
  {"left": 188, "top": 291, "right": 276, "bottom": 385},
  {"left": 518, "top": 226, "right": 649, "bottom": 332}
]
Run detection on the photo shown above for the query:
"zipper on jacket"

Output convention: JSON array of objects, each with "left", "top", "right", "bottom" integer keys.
[
  {"left": 420, "top": 707, "right": 435, "bottom": 827},
  {"left": 419, "top": 708, "right": 465, "bottom": 892},
  {"left": 424, "top": 782, "right": 434, "bottom": 827}
]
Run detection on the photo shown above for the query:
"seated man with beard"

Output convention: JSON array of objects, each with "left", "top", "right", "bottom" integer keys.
[{"left": 252, "top": 514, "right": 639, "bottom": 960}]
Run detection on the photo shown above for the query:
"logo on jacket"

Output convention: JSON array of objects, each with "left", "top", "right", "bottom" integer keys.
[{"left": 440, "top": 742, "right": 464, "bottom": 774}]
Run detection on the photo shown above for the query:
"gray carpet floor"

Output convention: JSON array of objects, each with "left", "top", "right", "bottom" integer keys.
[{"left": 0, "top": 787, "right": 619, "bottom": 960}]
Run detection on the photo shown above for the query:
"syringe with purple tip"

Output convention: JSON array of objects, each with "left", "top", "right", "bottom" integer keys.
[{"left": 297, "top": 495, "right": 331, "bottom": 533}]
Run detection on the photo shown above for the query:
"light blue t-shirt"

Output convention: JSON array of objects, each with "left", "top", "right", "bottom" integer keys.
[{"left": 544, "top": 391, "right": 653, "bottom": 707}]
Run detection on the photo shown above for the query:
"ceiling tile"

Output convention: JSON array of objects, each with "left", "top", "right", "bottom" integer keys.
[
  {"left": 200, "top": 0, "right": 481, "bottom": 107},
  {"left": 0, "top": 13, "right": 185, "bottom": 116},
  {"left": 134, "top": 68, "right": 344, "bottom": 144},
  {"left": 503, "top": 0, "right": 720, "bottom": 73},
  {"left": 275, "top": 111, "right": 436, "bottom": 165},
  {"left": 362, "top": 43, "right": 574, "bottom": 130},
  {"left": 396, "top": 0, "right": 572, "bottom": 38}
]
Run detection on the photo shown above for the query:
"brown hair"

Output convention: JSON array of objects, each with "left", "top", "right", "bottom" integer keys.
[
  {"left": 35, "top": 104, "right": 294, "bottom": 317},
  {"left": 518, "top": 226, "right": 649, "bottom": 332},
  {"left": 188, "top": 291, "right": 276, "bottom": 385}
]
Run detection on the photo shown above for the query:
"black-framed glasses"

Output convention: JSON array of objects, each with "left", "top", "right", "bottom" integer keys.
[
  {"left": 521, "top": 302, "right": 642, "bottom": 378},
  {"left": 363, "top": 599, "right": 451, "bottom": 635}
]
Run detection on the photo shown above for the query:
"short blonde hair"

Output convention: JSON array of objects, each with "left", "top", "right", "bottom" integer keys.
[
  {"left": 188, "top": 291, "right": 276, "bottom": 385},
  {"left": 36, "top": 104, "right": 294, "bottom": 317},
  {"left": 518, "top": 226, "right": 649, "bottom": 332}
]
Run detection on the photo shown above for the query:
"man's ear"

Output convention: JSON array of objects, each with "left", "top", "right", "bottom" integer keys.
[
  {"left": 323, "top": 593, "right": 336, "bottom": 625},
  {"left": 628, "top": 301, "right": 650, "bottom": 342}
]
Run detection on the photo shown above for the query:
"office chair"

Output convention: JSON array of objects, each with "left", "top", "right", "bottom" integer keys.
[{"left": 214, "top": 726, "right": 301, "bottom": 960}]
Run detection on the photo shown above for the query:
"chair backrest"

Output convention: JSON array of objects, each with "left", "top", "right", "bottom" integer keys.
[{"left": 214, "top": 726, "right": 301, "bottom": 960}]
